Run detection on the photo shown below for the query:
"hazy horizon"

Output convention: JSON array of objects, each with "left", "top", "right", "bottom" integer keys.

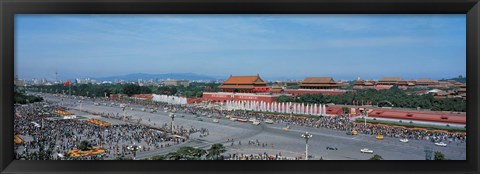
[{"left": 15, "top": 14, "right": 466, "bottom": 81}]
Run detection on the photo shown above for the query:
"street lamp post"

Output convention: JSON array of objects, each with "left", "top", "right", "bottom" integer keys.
[
  {"left": 127, "top": 143, "right": 141, "bottom": 160},
  {"left": 169, "top": 112, "right": 175, "bottom": 134},
  {"left": 290, "top": 105, "right": 293, "bottom": 117},
  {"left": 363, "top": 110, "right": 368, "bottom": 127},
  {"left": 301, "top": 131, "right": 312, "bottom": 160},
  {"left": 121, "top": 104, "right": 127, "bottom": 121}
]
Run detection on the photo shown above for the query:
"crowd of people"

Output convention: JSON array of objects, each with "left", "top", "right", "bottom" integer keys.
[
  {"left": 167, "top": 102, "right": 466, "bottom": 145},
  {"left": 14, "top": 101, "right": 206, "bottom": 160},
  {"left": 99, "top": 95, "right": 466, "bottom": 145},
  {"left": 15, "top": 92, "right": 466, "bottom": 160},
  {"left": 226, "top": 152, "right": 301, "bottom": 160}
]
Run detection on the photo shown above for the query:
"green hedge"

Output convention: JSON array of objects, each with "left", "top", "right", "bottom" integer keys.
[{"left": 354, "top": 118, "right": 465, "bottom": 132}]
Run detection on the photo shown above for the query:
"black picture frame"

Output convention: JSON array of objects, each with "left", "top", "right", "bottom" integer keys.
[{"left": 1, "top": 0, "right": 479, "bottom": 174}]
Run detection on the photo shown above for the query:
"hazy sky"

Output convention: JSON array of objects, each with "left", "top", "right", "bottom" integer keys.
[{"left": 15, "top": 14, "right": 466, "bottom": 81}]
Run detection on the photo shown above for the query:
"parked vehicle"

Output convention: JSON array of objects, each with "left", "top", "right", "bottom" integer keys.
[
  {"left": 360, "top": 148, "right": 373, "bottom": 153},
  {"left": 326, "top": 146, "right": 338, "bottom": 150}
]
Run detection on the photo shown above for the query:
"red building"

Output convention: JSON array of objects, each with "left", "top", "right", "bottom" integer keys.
[
  {"left": 327, "top": 105, "right": 466, "bottom": 125},
  {"left": 353, "top": 80, "right": 376, "bottom": 90},
  {"left": 284, "top": 89, "right": 348, "bottom": 96},
  {"left": 219, "top": 74, "right": 268, "bottom": 93},
  {"left": 367, "top": 109, "right": 466, "bottom": 125},
  {"left": 131, "top": 94, "right": 153, "bottom": 100},
  {"left": 299, "top": 77, "right": 341, "bottom": 89},
  {"left": 376, "top": 77, "right": 402, "bottom": 85},
  {"left": 202, "top": 92, "right": 279, "bottom": 103}
]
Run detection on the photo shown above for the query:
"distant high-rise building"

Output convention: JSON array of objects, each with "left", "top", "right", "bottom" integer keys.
[
  {"left": 163, "top": 80, "right": 190, "bottom": 87},
  {"left": 14, "top": 75, "right": 26, "bottom": 87}
]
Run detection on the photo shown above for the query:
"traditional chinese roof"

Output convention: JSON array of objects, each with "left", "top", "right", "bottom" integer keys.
[
  {"left": 417, "top": 78, "right": 436, "bottom": 83},
  {"left": 269, "top": 88, "right": 283, "bottom": 93},
  {"left": 219, "top": 85, "right": 257, "bottom": 89},
  {"left": 222, "top": 74, "right": 266, "bottom": 85},
  {"left": 379, "top": 77, "right": 401, "bottom": 82},
  {"left": 300, "top": 84, "right": 341, "bottom": 87},
  {"left": 301, "top": 77, "right": 335, "bottom": 84},
  {"left": 354, "top": 80, "right": 365, "bottom": 85}
]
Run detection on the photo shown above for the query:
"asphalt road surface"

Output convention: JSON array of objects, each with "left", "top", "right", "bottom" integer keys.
[{"left": 38, "top": 93, "right": 466, "bottom": 160}]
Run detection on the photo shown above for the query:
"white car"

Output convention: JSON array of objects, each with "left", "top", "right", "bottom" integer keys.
[
  {"left": 252, "top": 120, "right": 261, "bottom": 125},
  {"left": 265, "top": 119, "right": 274, "bottom": 124},
  {"left": 360, "top": 148, "right": 373, "bottom": 153},
  {"left": 400, "top": 139, "right": 409, "bottom": 143},
  {"left": 213, "top": 119, "right": 219, "bottom": 123},
  {"left": 435, "top": 142, "right": 447, "bottom": 147}
]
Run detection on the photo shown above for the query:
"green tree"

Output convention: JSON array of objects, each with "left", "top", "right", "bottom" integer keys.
[
  {"left": 207, "top": 143, "right": 226, "bottom": 160},
  {"left": 153, "top": 147, "right": 206, "bottom": 160},
  {"left": 150, "top": 155, "right": 166, "bottom": 160},
  {"left": 78, "top": 140, "right": 93, "bottom": 151},
  {"left": 139, "top": 86, "right": 152, "bottom": 94},
  {"left": 14, "top": 91, "right": 43, "bottom": 104},
  {"left": 123, "top": 84, "right": 141, "bottom": 96},
  {"left": 369, "top": 154, "right": 384, "bottom": 160},
  {"left": 176, "top": 147, "right": 207, "bottom": 160},
  {"left": 115, "top": 156, "right": 133, "bottom": 160},
  {"left": 342, "top": 107, "right": 349, "bottom": 114},
  {"left": 434, "top": 151, "right": 447, "bottom": 160}
]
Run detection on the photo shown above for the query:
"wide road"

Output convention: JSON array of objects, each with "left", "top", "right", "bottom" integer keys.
[{"left": 38, "top": 93, "right": 466, "bottom": 160}]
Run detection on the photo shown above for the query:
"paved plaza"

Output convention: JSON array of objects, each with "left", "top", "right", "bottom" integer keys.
[{"left": 25, "top": 92, "right": 466, "bottom": 160}]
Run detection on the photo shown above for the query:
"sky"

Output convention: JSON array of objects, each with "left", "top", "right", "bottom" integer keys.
[{"left": 15, "top": 14, "right": 466, "bottom": 81}]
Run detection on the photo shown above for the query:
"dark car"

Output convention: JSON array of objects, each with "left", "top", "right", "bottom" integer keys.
[
  {"left": 197, "top": 118, "right": 203, "bottom": 121},
  {"left": 326, "top": 146, "right": 338, "bottom": 150}
]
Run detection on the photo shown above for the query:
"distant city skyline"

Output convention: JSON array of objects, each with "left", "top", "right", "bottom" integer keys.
[{"left": 15, "top": 14, "right": 466, "bottom": 81}]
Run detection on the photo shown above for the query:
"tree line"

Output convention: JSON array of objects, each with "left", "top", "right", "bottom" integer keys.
[
  {"left": 14, "top": 89, "right": 43, "bottom": 104},
  {"left": 23, "top": 82, "right": 220, "bottom": 98},
  {"left": 277, "top": 87, "right": 465, "bottom": 112},
  {"left": 150, "top": 143, "right": 226, "bottom": 160}
]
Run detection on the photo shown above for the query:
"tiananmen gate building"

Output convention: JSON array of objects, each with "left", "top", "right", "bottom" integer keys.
[{"left": 219, "top": 74, "right": 269, "bottom": 93}]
